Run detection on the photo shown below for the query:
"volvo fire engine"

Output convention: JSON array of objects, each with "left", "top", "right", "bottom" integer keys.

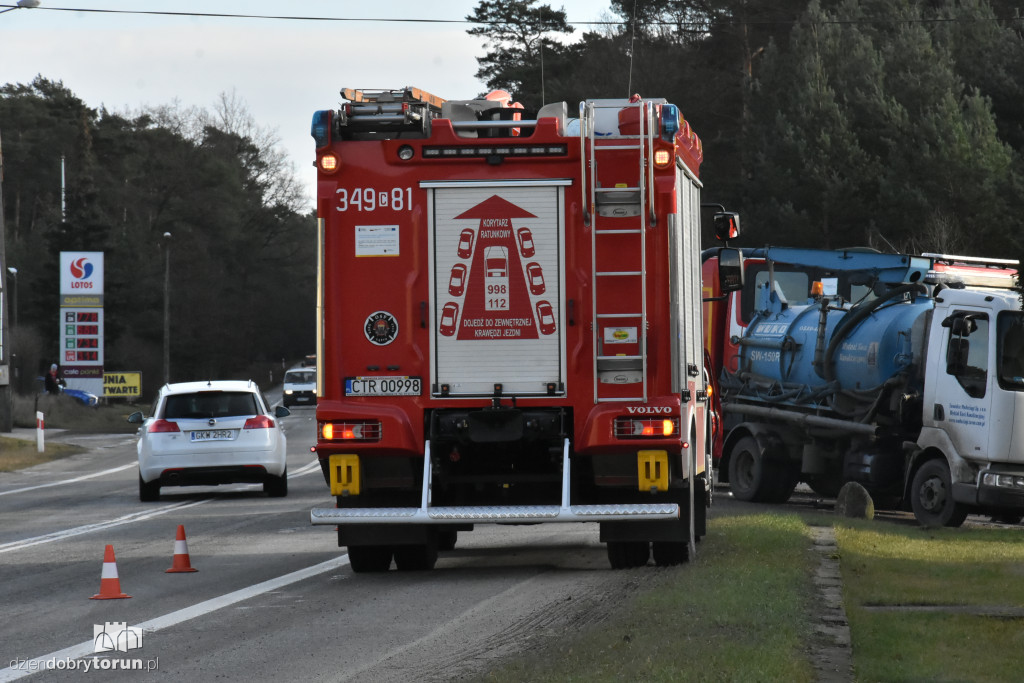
[{"left": 309, "top": 87, "right": 740, "bottom": 571}]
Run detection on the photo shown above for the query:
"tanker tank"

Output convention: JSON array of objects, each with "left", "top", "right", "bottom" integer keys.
[{"left": 736, "top": 284, "right": 933, "bottom": 396}]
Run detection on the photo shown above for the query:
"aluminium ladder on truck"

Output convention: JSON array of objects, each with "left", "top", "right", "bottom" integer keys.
[
  {"left": 580, "top": 99, "right": 659, "bottom": 404},
  {"left": 336, "top": 87, "right": 444, "bottom": 136}
]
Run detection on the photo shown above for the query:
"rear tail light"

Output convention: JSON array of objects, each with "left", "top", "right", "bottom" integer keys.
[
  {"left": 321, "top": 421, "right": 382, "bottom": 442},
  {"left": 614, "top": 417, "right": 680, "bottom": 439},
  {"left": 148, "top": 419, "right": 180, "bottom": 433},
  {"left": 244, "top": 415, "right": 275, "bottom": 430}
]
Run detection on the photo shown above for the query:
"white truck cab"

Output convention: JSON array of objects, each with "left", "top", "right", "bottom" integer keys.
[{"left": 917, "top": 286, "right": 1024, "bottom": 524}]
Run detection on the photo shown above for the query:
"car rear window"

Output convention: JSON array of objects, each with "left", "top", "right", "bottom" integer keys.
[{"left": 163, "top": 391, "right": 259, "bottom": 419}]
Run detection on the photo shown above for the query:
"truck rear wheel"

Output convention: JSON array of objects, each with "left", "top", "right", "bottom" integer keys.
[
  {"left": 394, "top": 543, "right": 439, "bottom": 571},
  {"left": 727, "top": 436, "right": 762, "bottom": 501},
  {"left": 652, "top": 541, "right": 690, "bottom": 566},
  {"left": 910, "top": 459, "right": 969, "bottom": 527},
  {"left": 438, "top": 529, "right": 458, "bottom": 551},
  {"left": 727, "top": 436, "right": 796, "bottom": 503},
  {"left": 607, "top": 541, "right": 650, "bottom": 569},
  {"left": 347, "top": 545, "right": 393, "bottom": 573}
]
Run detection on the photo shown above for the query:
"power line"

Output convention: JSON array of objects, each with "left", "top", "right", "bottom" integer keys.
[{"left": 0, "top": 3, "right": 1018, "bottom": 28}]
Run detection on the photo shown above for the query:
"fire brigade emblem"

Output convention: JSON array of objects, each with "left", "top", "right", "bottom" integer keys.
[{"left": 364, "top": 311, "right": 399, "bottom": 345}]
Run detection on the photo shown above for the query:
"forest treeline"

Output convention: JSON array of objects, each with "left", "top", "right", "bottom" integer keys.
[
  {"left": 0, "top": 80, "right": 315, "bottom": 395},
  {"left": 2, "top": 0, "right": 1022, "bottom": 394}
]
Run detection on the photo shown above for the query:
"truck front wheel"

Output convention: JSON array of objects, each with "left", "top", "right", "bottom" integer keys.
[{"left": 910, "top": 459, "right": 969, "bottom": 528}]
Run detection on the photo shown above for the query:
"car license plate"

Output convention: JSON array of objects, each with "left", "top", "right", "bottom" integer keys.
[
  {"left": 345, "top": 376, "right": 421, "bottom": 396},
  {"left": 190, "top": 429, "right": 235, "bottom": 442}
]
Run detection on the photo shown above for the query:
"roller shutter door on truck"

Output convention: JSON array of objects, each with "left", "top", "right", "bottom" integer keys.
[{"left": 424, "top": 180, "right": 569, "bottom": 397}]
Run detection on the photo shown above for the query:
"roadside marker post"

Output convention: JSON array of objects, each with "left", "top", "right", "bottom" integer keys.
[{"left": 35, "top": 411, "right": 44, "bottom": 453}]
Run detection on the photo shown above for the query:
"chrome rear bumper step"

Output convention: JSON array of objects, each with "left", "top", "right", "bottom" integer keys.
[
  {"left": 310, "top": 437, "right": 679, "bottom": 527},
  {"left": 310, "top": 503, "right": 679, "bottom": 525}
]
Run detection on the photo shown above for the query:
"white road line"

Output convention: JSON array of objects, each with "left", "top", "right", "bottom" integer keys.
[
  {"left": 0, "top": 554, "right": 351, "bottom": 681},
  {"left": 0, "top": 459, "right": 321, "bottom": 554},
  {"left": 0, "top": 457, "right": 319, "bottom": 499},
  {"left": 0, "top": 463, "right": 137, "bottom": 497},
  {"left": 0, "top": 498, "right": 213, "bottom": 554},
  {"left": 292, "top": 459, "right": 321, "bottom": 476}
]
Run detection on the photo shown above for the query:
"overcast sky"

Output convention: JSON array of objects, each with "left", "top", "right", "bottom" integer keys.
[{"left": 0, "top": 1, "right": 617, "bottom": 207}]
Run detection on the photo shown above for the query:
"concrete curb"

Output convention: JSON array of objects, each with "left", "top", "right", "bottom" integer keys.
[{"left": 808, "top": 524, "right": 854, "bottom": 683}]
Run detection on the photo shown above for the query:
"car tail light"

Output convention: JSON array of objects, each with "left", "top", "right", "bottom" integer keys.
[
  {"left": 244, "top": 415, "right": 275, "bottom": 430},
  {"left": 321, "top": 421, "right": 381, "bottom": 442},
  {"left": 614, "top": 417, "right": 680, "bottom": 439},
  {"left": 148, "top": 419, "right": 180, "bottom": 433}
]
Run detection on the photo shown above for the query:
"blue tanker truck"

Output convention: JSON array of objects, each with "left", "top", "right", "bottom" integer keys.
[{"left": 706, "top": 246, "right": 1024, "bottom": 526}]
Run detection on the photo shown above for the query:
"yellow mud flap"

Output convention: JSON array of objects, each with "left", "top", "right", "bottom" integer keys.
[
  {"left": 637, "top": 450, "right": 668, "bottom": 492},
  {"left": 329, "top": 454, "right": 360, "bottom": 496}
]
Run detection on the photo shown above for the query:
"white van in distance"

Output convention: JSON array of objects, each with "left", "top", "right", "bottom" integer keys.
[{"left": 282, "top": 368, "right": 316, "bottom": 407}]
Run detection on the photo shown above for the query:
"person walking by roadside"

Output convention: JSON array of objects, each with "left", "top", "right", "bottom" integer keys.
[{"left": 44, "top": 363, "right": 66, "bottom": 394}]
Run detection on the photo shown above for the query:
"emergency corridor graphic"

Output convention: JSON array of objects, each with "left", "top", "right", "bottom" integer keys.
[
  {"left": 440, "top": 195, "right": 552, "bottom": 340},
  {"left": 432, "top": 187, "right": 565, "bottom": 397}
]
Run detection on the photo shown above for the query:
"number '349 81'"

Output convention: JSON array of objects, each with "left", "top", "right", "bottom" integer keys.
[{"left": 336, "top": 187, "right": 413, "bottom": 212}]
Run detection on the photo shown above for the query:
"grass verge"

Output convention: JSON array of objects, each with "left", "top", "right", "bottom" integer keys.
[
  {"left": 837, "top": 520, "right": 1024, "bottom": 682},
  {"left": 0, "top": 435, "right": 85, "bottom": 472},
  {"left": 483, "top": 513, "right": 819, "bottom": 682},
  {"left": 482, "top": 511, "right": 1024, "bottom": 682},
  {"left": 13, "top": 393, "right": 142, "bottom": 433}
]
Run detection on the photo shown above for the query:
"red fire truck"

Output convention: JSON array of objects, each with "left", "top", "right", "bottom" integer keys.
[{"left": 309, "top": 87, "right": 740, "bottom": 571}]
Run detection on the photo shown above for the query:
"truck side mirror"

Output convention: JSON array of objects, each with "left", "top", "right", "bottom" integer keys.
[
  {"left": 718, "top": 247, "right": 744, "bottom": 293},
  {"left": 713, "top": 212, "right": 741, "bottom": 242},
  {"left": 946, "top": 338, "right": 969, "bottom": 375},
  {"left": 942, "top": 315, "right": 977, "bottom": 336}
]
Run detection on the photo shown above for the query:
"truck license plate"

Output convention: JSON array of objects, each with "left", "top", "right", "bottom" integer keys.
[
  {"left": 190, "top": 429, "right": 235, "bottom": 442},
  {"left": 345, "top": 376, "right": 421, "bottom": 396}
]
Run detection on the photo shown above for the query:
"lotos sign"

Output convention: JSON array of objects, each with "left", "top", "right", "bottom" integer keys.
[{"left": 60, "top": 252, "right": 105, "bottom": 295}]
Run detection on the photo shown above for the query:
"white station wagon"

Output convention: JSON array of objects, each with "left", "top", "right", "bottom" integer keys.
[{"left": 129, "top": 380, "right": 290, "bottom": 501}]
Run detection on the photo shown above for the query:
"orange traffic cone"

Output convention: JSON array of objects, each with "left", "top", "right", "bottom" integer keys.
[
  {"left": 90, "top": 544, "right": 131, "bottom": 599},
  {"left": 166, "top": 524, "right": 198, "bottom": 573}
]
